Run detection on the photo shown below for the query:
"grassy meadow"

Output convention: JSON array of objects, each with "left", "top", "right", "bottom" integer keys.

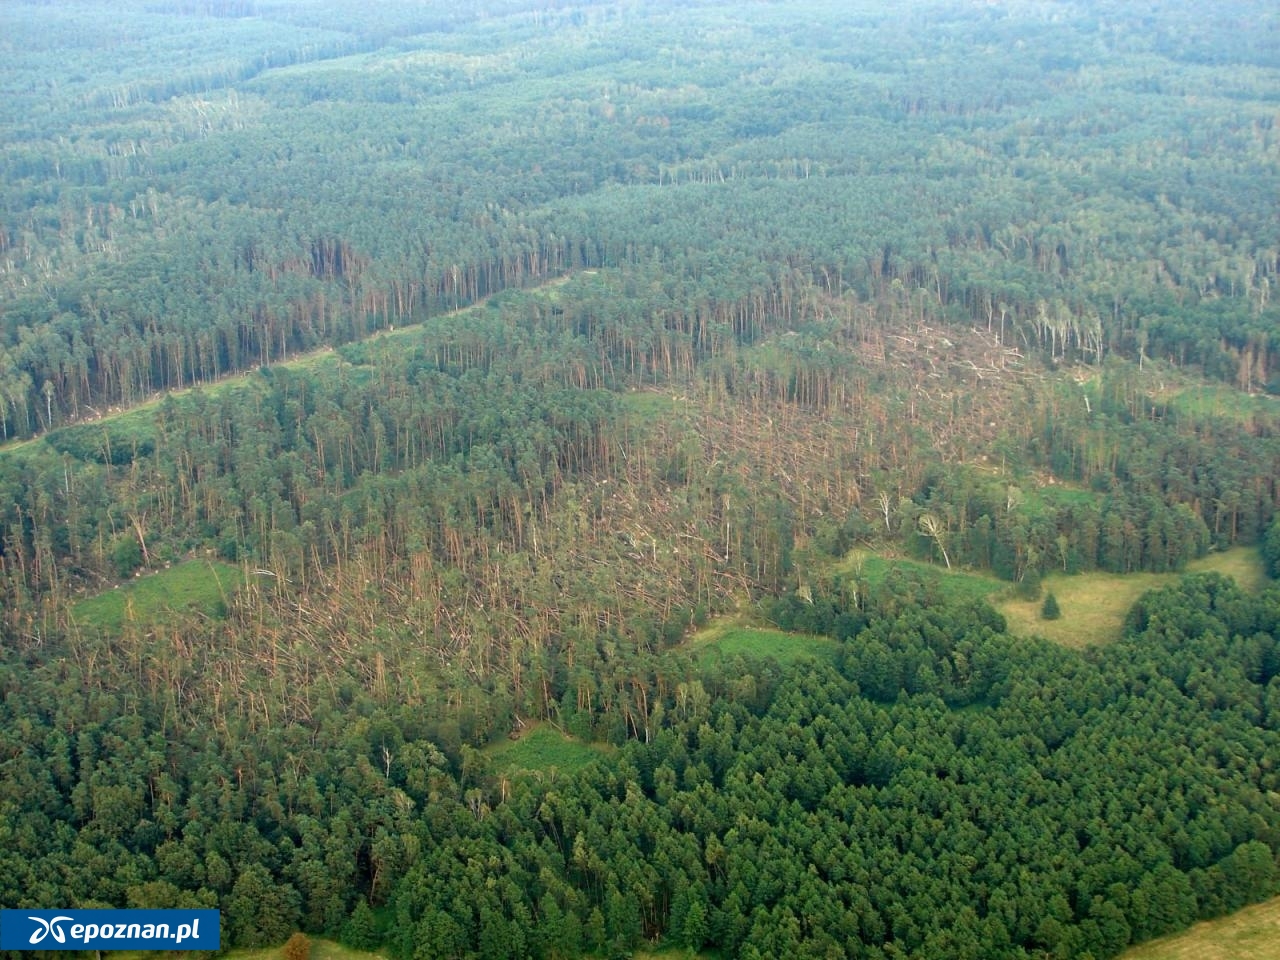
[
  {"left": 998, "top": 546, "right": 1267, "bottom": 648},
  {"left": 683, "top": 616, "right": 839, "bottom": 665},
  {"left": 485, "top": 722, "right": 611, "bottom": 777},
  {"left": 70, "top": 560, "right": 241, "bottom": 631},
  {"left": 1119, "top": 895, "right": 1280, "bottom": 960}
]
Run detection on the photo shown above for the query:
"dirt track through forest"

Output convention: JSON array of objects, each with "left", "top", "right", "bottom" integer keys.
[{"left": 0, "top": 272, "right": 575, "bottom": 458}]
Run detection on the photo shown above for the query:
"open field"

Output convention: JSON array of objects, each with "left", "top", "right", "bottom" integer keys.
[
  {"left": 683, "top": 616, "right": 839, "bottom": 665},
  {"left": 1187, "top": 545, "right": 1269, "bottom": 593},
  {"left": 1163, "top": 381, "right": 1280, "bottom": 428},
  {"left": 999, "top": 569, "right": 1177, "bottom": 648},
  {"left": 1119, "top": 895, "right": 1280, "bottom": 960},
  {"left": 843, "top": 552, "right": 1006, "bottom": 607},
  {"left": 620, "top": 387, "right": 695, "bottom": 423},
  {"left": 688, "top": 546, "right": 1269, "bottom": 658},
  {"left": 485, "top": 722, "right": 611, "bottom": 777},
  {"left": 70, "top": 560, "right": 241, "bottom": 631},
  {"left": 998, "top": 546, "right": 1267, "bottom": 648}
]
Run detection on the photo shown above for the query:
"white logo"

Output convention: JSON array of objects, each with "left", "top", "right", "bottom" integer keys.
[{"left": 28, "top": 916, "right": 74, "bottom": 945}]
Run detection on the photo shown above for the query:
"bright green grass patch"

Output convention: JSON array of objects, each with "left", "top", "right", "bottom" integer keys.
[
  {"left": 700, "top": 625, "right": 838, "bottom": 664},
  {"left": 1166, "top": 382, "right": 1280, "bottom": 426},
  {"left": 43, "top": 407, "right": 159, "bottom": 464},
  {"left": 71, "top": 560, "right": 241, "bottom": 632},
  {"left": 620, "top": 388, "right": 694, "bottom": 422},
  {"left": 1118, "top": 895, "right": 1280, "bottom": 960},
  {"left": 682, "top": 615, "right": 838, "bottom": 666},
  {"left": 1022, "top": 482, "right": 1098, "bottom": 513},
  {"left": 999, "top": 546, "right": 1266, "bottom": 649},
  {"left": 486, "top": 723, "right": 609, "bottom": 776},
  {"left": 843, "top": 552, "right": 1006, "bottom": 607}
]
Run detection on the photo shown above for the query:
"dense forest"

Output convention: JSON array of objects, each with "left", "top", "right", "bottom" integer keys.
[{"left": 2, "top": 0, "right": 1279, "bottom": 957}]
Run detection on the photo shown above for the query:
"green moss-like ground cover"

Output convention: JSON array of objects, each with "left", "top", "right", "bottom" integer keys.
[
  {"left": 843, "top": 552, "right": 1006, "bottom": 607},
  {"left": 70, "top": 560, "right": 241, "bottom": 631},
  {"left": 486, "top": 723, "right": 610, "bottom": 777},
  {"left": 697, "top": 624, "right": 838, "bottom": 664}
]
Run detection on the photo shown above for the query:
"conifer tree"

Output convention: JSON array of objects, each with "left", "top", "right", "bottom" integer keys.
[{"left": 1042, "top": 591, "right": 1062, "bottom": 620}]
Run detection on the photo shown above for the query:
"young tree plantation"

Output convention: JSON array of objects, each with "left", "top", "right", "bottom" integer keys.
[{"left": 1, "top": 1, "right": 1278, "bottom": 957}]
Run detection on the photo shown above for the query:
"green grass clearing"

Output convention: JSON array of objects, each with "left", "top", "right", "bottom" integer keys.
[
  {"left": 1119, "top": 895, "right": 1280, "bottom": 960},
  {"left": 682, "top": 615, "right": 839, "bottom": 665},
  {"left": 998, "top": 546, "right": 1267, "bottom": 649},
  {"left": 829, "top": 546, "right": 1265, "bottom": 650},
  {"left": 620, "top": 388, "right": 696, "bottom": 423},
  {"left": 486, "top": 722, "right": 611, "bottom": 776},
  {"left": 1186, "top": 545, "right": 1268, "bottom": 593},
  {"left": 1000, "top": 570, "right": 1171, "bottom": 648},
  {"left": 71, "top": 560, "right": 241, "bottom": 632},
  {"left": 703, "top": 625, "right": 838, "bottom": 664},
  {"left": 1164, "top": 382, "right": 1280, "bottom": 427},
  {"left": 840, "top": 551, "right": 1006, "bottom": 607}
]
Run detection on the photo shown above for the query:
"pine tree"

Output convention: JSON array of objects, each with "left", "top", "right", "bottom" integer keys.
[
  {"left": 1042, "top": 591, "right": 1061, "bottom": 620},
  {"left": 342, "top": 900, "right": 379, "bottom": 951}
]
